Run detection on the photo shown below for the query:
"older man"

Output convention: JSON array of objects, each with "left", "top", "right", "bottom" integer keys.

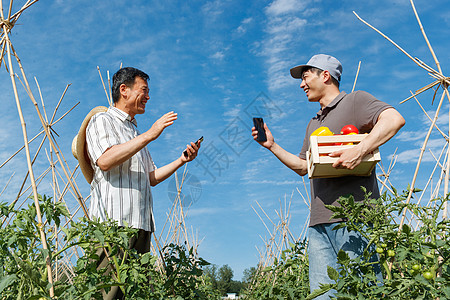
[{"left": 85, "top": 67, "right": 200, "bottom": 299}]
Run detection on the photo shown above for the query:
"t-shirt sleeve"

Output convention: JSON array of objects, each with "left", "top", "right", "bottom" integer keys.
[
  {"left": 86, "top": 113, "right": 121, "bottom": 165},
  {"left": 354, "top": 91, "right": 393, "bottom": 133},
  {"left": 299, "top": 122, "right": 312, "bottom": 159}
]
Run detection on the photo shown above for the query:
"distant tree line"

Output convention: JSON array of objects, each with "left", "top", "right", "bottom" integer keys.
[{"left": 203, "top": 264, "right": 258, "bottom": 296}]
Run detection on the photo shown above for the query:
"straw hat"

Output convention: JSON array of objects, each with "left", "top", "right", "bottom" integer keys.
[{"left": 72, "top": 106, "right": 108, "bottom": 183}]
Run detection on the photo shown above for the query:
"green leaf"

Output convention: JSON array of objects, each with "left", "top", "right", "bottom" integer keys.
[
  {"left": 337, "top": 250, "right": 350, "bottom": 264},
  {"left": 93, "top": 229, "right": 105, "bottom": 245},
  {"left": 305, "top": 284, "right": 333, "bottom": 300},
  {"left": 0, "top": 274, "right": 17, "bottom": 293},
  {"left": 262, "top": 266, "right": 272, "bottom": 272},
  {"left": 327, "top": 266, "right": 339, "bottom": 281},
  {"left": 140, "top": 252, "right": 152, "bottom": 264},
  {"left": 287, "top": 287, "right": 294, "bottom": 299}
]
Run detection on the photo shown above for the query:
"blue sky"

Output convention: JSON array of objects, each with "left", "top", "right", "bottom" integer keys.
[{"left": 0, "top": 0, "right": 449, "bottom": 280}]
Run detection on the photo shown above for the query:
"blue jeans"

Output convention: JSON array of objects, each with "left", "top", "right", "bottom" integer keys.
[{"left": 308, "top": 223, "right": 381, "bottom": 299}]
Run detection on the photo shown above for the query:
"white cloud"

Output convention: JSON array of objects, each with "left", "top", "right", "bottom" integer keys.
[
  {"left": 266, "top": 0, "right": 306, "bottom": 16},
  {"left": 241, "top": 158, "right": 269, "bottom": 182},
  {"left": 395, "top": 149, "right": 419, "bottom": 164},
  {"left": 201, "top": 0, "right": 225, "bottom": 18},
  {"left": 427, "top": 137, "right": 446, "bottom": 148},
  {"left": 395, "top": 130, "right": 426, "bottom": 142},
  {"left": 262, "top": 2, "right": 307, "bottom": 92},
  {"left": 396, "top": 137, "right": 446, "bottom": 164},
  {"left": 421, "top": 108, "right": 449, "bottom": 127},
  {"left": 235, "top": 17, "right": 253, "bottom": 35},
  {"left": 223, "top": 104, "right": 242, "bottom": 118},
  {"left": 266, "top": 16, "right": 307, "bottom": 35},
  {"left": 211, "top": 51, "right": 225, "bottom": 61}
]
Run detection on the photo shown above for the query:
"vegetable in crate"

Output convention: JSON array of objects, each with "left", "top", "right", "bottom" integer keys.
[
  {"left": 340, "top": 124, "right": 358, "bottom": 135},
  {"left": 311, "top": 126, "right": 334, "bottom": 149},
  {"left": 311, "top": 126, "right": 334, "bottom": 136},
  {"left": 336, "top": 124, "right": 359, "bottom": 145}
]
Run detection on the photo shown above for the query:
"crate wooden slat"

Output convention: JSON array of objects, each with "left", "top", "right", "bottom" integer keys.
[{"left": 306, "top": 134, "right": 380, "bottom": 179}]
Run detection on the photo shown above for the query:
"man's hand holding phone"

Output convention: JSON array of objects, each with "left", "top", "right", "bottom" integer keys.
[
  {"left": 252, "top": 118, "right": 274, "bottom": 150},
  {"left": 182, "top": 136, "right": 203, "bottom": 162}
]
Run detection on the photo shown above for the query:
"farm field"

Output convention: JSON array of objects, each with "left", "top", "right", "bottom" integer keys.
[{"left": 0, "top": 0, "right": 449, "bottom": 299}]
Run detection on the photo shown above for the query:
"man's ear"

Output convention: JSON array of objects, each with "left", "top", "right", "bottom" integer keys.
[
  {"left": 119, "top": 83, "right": 128, "bottom": 99},
  {"left": 321, "top": 70, "right": 332, "bottom": 84}
]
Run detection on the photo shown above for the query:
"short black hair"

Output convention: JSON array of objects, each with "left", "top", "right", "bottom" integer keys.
[
  {"left": 112, "top": 67, "right": 149, "bottom": 103},
  {"left": 303, "top": 66, "right": 340, "bottom": 88}
]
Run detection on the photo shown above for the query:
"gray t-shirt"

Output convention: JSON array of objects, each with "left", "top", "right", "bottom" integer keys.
[{"left": 299, "top": 91, "right": 392, "bottom": 226}]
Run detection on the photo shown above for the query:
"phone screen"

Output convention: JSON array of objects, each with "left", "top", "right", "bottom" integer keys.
[{"left": 253, "top": 118, "right": 267, "bottom": 142}]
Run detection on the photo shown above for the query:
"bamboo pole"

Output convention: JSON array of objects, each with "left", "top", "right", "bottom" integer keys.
[
  {"left": 9, "top": 43, "right": 89, "bottom": 218},
  {"left": 0, "top": 102, "right": 78, "bottom": 169},
  {"left": 3, "top": 119, "right": 50, "bottom": 219},
  {"left": 107, "top": 70, "right": 112, "bottom": 105},
  {"left": 351, "top": 61, "right": 361, "bottom": 93},
  {"left": 2, "top": 31, "right": 54, "bottom": 298},
  {"left": 409, "top": 0, "right": 442, "bottom": 74},
  {"left": 399, "top": 90, "right": 446, "bottom": 230},
  {"left": 49, "top": 83, "right": 71, "bottom": 124},
  {"left": 442, "top": 87, "right": 450, "bottom": 219},
  {"left": 413, "top": 93, "right": 448, "bottom": 140},
  {"left": 409, "top": 0, "right": 450, "bottom": 218},
  {"left": 97, "top": 66, "right": 112, "bottom": 106}
]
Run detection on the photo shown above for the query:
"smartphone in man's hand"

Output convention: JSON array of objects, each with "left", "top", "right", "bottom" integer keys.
[
  {"left": 253, "top": 118, "right": 267, "bottom": 142},
  {"left": 183, "top": 136, "right": 203, "bottom": 157}
]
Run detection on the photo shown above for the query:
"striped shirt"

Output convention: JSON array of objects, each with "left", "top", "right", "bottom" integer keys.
[{"left": 86, "top": 106, "right": 156, "bottom": 232}]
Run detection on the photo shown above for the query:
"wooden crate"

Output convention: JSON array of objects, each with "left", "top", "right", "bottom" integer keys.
[{"left": 306, "top": 134, "right": 380, "bottom": 179}]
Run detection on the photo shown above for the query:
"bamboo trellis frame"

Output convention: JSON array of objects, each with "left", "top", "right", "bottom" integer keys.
[
  {"left": 0, "top": 2, "right": 202, "bottom": 296},
  {"left": 354, "top": 0, "right": 450, "bottom": 226}
]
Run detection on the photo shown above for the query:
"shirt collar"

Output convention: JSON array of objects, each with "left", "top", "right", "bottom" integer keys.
[
  {"left": 108, "top": 106, "right": 138, "bottom": 126},
  {"left": 316, "top": 91, "right": 347, "bottom": 118}
]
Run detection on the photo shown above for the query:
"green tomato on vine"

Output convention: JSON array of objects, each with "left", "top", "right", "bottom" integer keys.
[
  {"left": 387, "top": 250, "right": 395, "bottom": 257},
  {"left": 423, "top": 271, "right": 434, "bottom": 280}
]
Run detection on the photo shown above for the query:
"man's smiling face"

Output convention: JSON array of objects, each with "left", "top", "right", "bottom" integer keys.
[
  {"left": 300, "top": 69, "right": 323, "bottom": 103},
  {"left": 122, "top": 76, "right": 150, "bottom": 118}
]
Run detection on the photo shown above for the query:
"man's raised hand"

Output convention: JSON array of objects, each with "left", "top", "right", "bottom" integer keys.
[{"left": 146, "top": 111, "right": 178, "bottom": 141}]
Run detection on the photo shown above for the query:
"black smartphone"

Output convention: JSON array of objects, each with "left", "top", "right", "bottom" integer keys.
[
  {"left": 253, "top": 117, "right": 267, "bottom": 142},
  {"left": 183, "top": 136, "right": 203, "bottom": 157}
]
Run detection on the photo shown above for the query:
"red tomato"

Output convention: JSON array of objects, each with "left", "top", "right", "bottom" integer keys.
[{"left": 341, "top": 124, "right": 359, "bottom": 135}]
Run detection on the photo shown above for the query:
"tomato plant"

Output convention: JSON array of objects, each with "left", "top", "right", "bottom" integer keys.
[
  {"left": 0, "top": 195, "right": 220, "bottom": 299},
  {"left": 317, "top": 188, "right": 450, "bottom": 299}
]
